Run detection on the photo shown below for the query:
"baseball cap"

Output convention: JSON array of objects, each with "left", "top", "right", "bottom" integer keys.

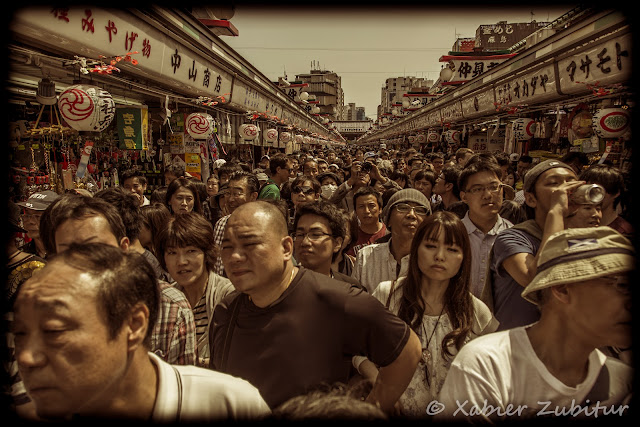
[
  {"left": 261, "top": 155, "right": 270, "bottom": 160},
  {"left": 509, "top": 153, "right": 520, "bottom": 162},
  {"left": 523, "top": 159, "right": 574, "bottom": 193},
  {"left": 521, "top": 227, "right": 635, "bottom": 305},
  {"left": 9, "top": 201, "right": 27, "bottom": 232},
  {"left": 256, "top": 172, "right": 269, "bottom": 182},
  {"left": 16, "top": 190, "right": 60, "bottom": 211},
  {"left": 382, "top": 188, "right": 431, "bottom": 225}
]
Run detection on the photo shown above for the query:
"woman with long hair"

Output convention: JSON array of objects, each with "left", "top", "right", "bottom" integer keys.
[{"left": 353, "top": 211, "right": 498, "bottom": 417}]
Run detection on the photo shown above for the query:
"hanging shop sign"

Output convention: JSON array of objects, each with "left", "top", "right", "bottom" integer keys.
[
  {"left": 440, "top": 101, "right": 465, "bottom": 125},
  {"left": 467, "top": 128, "right": 506, "bottom": 153},
  {"left": 494, "top": 63, "right": 558, "bottom": 109},
  {"left": 58, "top": 84, "right": 116, "bottom": 132},
  {"left": 556, "top": 31, "right": 631, "bottom": 96},
  {"left": 591, "top": 107, "right": 630, "bottom": 139},
  {"left": 116, "top": 106, "right": 149, "bottom": 150},
  {"left": 12, "top": 8, "right": 234, "bottom": 102},
  {"left": 461, "top": 87, "right": 495, "bottom": 119},
  {"left": 184, "top": 137, "right": 202, "bottom": 179},
  {"left": 439, "top": 53, "right": 517, "bottom": 85}
]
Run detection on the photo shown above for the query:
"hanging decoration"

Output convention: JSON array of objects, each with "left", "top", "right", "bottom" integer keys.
[
  {"left": 185, "top": 113, "right": 215, "bottom": 139},
  {"left": 444, "top": 129, "right": 461, "bottom": 145},
  {"left": 265, "top": 128, "right": 279, "bottom": 143},
  {"left": 295, "top": 134, "right": 304, "bottom": 144},
  {"left": 415, "top": 133, "right": 427, "bottom": 144},
  {"left": 280, "top": 131, "right": 292, "bottom": 143},
  {"left": 591, "top": 107, "right": 630, "bottom": 139},
  {"left": 512, "top": 118, "right": 536, "bottom": 141},
  {"left": 427, "top": 129, "right": 440, "bottom": 144},
  {"left": 238, "top": 123, "right": 260, "bottom": 141},
  {"left": 58, "top": 84, "right": 116, "bottom": 132}
]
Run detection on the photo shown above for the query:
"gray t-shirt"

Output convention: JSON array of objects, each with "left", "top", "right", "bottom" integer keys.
[{"left": 491, "top": 228, "right": 541, "bottom": 330}]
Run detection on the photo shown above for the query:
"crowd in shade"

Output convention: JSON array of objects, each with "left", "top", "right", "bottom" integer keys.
[{"left": 4, "top": 143, "right": 635, "bottom": 422}]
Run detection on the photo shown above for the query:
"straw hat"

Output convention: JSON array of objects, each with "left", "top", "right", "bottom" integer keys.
[{"left": 521, "top": 226, "right": 635, "bottom": 304}]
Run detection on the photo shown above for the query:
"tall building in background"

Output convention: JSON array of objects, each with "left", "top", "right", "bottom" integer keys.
[
  {"left": 379, "top": 76, "right": 433, "bottom": 116},
  {"left": 343, "top": 102, "right": 367, "bottom": 121},
  {"left": 295, "top": 67, "right": 344, "bottom": 121}
]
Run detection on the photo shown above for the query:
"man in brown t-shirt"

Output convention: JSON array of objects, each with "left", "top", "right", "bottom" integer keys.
[{"left": 211, "top": 201, "right": 421, "bottom": 412}]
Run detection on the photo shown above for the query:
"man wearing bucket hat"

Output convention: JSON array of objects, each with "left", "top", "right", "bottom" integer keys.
[
  {"left": 352, "top": 188, "right": 431, "bottom": 293},
  {"left": 437, "top": 226, "right": 633, "bottom": 422},
  {"left": 481, "top": 159, "right": 585, "bottom": 330},
  {"left": 16, "top": 190, "right": 60, "bottom": 260}
]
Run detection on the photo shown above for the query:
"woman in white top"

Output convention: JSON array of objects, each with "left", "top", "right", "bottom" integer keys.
[{"left": 353, "top": 211, "right": 499, "bottom": 417}]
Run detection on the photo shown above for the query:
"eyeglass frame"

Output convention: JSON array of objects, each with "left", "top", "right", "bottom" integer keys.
[
  {"left": 394, "top": 203, "right": 429, "bottom": 216},
  {"left": 464, "top": 182, "right": 504, "bottom": 196},
  {"left": 291, "top": 231, "right": 334, "bottom": 242}
]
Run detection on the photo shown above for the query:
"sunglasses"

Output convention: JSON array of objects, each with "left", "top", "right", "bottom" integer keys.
[{"left": 292, "top": 186, "right": 315, "bottom": 196}]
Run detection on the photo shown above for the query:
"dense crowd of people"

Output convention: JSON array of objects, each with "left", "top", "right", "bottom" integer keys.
[{"left": 4, "top": 143, "right": 635, "bottom": 421}]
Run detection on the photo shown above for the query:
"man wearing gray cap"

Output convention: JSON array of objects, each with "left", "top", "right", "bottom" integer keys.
[
  {"left": 16, "top": 190, "right": 60, "bottom": 259},
  {"left": 481, "top": 159, "right": 584, "bottom": 330},
  {"left": 352, "top": 188, "right": 431, "bottom": 293},
  {"left": 437, "top": 226, "right": 633, "bottom": 422}
]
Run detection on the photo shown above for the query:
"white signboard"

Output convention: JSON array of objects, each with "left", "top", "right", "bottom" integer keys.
[{"left": 557, "top": 32, "right": 632, "bottom": 95}]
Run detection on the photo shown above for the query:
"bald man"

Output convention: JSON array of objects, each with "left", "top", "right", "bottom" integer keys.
[{"left": 211, "top": 201, "right": 422, "bottom": 413}]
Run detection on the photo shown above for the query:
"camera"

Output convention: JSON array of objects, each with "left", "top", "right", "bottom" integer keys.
[
  {"left": 570, "top": 184, "right": 605, "bottom": 205},
  {"left": 361, "top": 161, "right": 373, "bottom": 173}
]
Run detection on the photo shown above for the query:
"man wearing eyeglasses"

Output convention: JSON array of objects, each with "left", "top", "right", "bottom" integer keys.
[
  {"left": 458, "top": 156, "right": 513, "bottom": 298},
  {"left": 353, "top": 189, "right": 431, "bottom": 294},
  {"left": 437, "top": 227, "right": 633, "bottom": 422},
  {"left": 292, "top": 200, "right": 360, "bottom": 287}
]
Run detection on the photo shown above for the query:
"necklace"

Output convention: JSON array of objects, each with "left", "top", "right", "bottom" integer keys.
[{"left": 420, "top": 304, "right": 446, "bottom": 387}]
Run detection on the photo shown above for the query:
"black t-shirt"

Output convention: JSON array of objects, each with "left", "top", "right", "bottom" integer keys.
[{"left": 210, "top": 267, "right": 410, "bottom": 408}]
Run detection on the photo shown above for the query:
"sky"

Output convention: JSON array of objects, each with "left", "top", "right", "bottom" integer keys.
[{"left": 222, "top": 4, "right": 577, "bottom": 120}]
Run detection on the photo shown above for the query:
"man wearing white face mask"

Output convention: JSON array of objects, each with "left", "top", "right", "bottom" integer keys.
[{"left": 318, "top": 172, "right": 341, "bottom": 201}]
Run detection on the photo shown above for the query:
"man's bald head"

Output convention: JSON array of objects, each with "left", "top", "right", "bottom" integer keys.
[{"left": 231, "top": 201, "right": 289, "bottom": 238}]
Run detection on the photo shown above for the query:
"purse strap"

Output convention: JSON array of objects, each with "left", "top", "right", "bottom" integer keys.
[{"left": 385, "top": 279, "right": 397, "bottom": 309}]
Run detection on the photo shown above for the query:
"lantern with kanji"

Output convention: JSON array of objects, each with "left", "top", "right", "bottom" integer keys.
[
  {"left": 416, "top": 133, "right": 427, "bottom": 144},
  {"left": 265, "top": 128, "right": 279, "bottom": 143},
  {"left": 592, "top": 107, "right": 630, "bottom": 139},
  {"left": 295, "top": 134, "right": 304, "bottom": 144},
  {"left": 407, "top": 135, "right": 416, "bottom": 144},
  {"left": 444, "top": 129, "right": 461, "bottom": 145},
  {"left": 58, "top": 84, "right": 115, "bottom": 132},
  {"left": 239, "top": 123, "right": 259, "bottom": 141},
  {"left": 512, "top": 118, "right": 536, "bottom": 140},
  {"left": 185, "top": 113, "right": 214, "bottom": 139}
]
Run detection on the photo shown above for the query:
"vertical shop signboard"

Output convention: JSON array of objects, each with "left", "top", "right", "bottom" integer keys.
[
  {"left": 116, "top": 107, "right": 149, "bottom": 150},
  {"left": 184, "top": 135, "right": 202, "bottom": 180}
]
